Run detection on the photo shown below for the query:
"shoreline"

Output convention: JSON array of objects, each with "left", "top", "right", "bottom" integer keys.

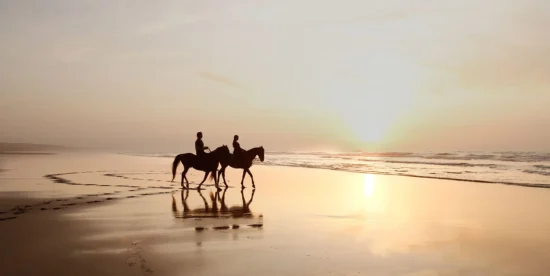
[
  {"left": 256, "top": 163, "right": 550, "bottom": 189},
  {"left": 118, "top": 152, "right": 550, "bottom": 189},
  {"left": 2, "top": 153, "right": 550, "bottom": 275}
]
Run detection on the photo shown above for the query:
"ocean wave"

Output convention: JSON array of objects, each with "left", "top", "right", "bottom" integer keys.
[
  {"left": 497, "top": 152, "right": 550, "bottom": 162},
  {"left": 118, "top": 152, "right": 174, "bottom": 158},
  {"left": 523, "top": 170, "right": 550, "bottom": 177},
  {"left": 118, "top": 151, "right": 550, "bottom": 189},
  {"left": 123, "top": 151, "right": 550, "bottom": 163},
  {"left": 336, "top": 152, "right": 415, "bottom": 158},
  {"left": 426, "top": 153, "right": 496, "bottom": 161},
  {"left": 362, "top": 159, "right": 498, "bottom": 168},
  {"left": 433, "top": 152, "right": 455, "bottom": 156},
  {"left": 331, "top": 151, "right": 550, "bottom": 163},
  {"left": 259, "top": 161, "right": 550, "bottom": 189}
]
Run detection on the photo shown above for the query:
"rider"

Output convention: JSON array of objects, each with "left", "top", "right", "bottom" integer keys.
[
  {"left": 232, "top": 135, "right": 246, "bottom": 161},
  {"left": 195, "top": 132, "right": 209, "bottom": 159}
]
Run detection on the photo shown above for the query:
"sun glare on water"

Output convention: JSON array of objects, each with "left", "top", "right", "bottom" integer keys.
[
  {"left": 361, "top": 174, "right": 389, "bottom": 215},
  {"left": 364, "top": 174, "right": 375, "bottom": 198}
]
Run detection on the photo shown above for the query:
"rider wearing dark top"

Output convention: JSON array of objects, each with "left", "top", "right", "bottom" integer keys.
[
  {"left": 195, "top": 132, "right": 209, "bottom": 157},
  {"left": 233, "top": 135, "right": 246, "bottom": 161}
]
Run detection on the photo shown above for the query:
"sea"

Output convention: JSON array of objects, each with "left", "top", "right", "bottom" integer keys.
[{"left": 124, "top": 151, "right": 550, "bottom": 188}]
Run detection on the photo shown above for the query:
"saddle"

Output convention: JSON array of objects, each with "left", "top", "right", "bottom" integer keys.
[
  {"left": 231, "top": 152, "right": 246, "bottom": 166},
  {"left": 195, "top": 153, "right": 213, "bottom": 168}
]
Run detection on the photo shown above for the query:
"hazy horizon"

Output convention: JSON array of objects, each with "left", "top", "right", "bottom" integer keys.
[{"left": 2, "top": 1, "right": 549, "bottom": 153}]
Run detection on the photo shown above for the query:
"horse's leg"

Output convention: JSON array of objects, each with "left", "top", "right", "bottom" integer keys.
[
  {"left": 198, "top": 171, "right": 209, "bottom": 189},
  {"left": 222, "top": 168, "right": 228, "bottom": 188},
  {"left": 217, "top": 166, "right": 227, "bottom": 187},
  {"left": 241, "top": 169, "right": 247, "bottom": 187},
  {"left": 219, "top": 166, "right": 228, "bottom": 187},
  {"left": 246, "top": 168, "right": 255, "bottom": 188},
  {"left": 218, "top": 166, "right": 227, "bottom": 186},
  {"left": 217, "top": 169, "right": 222, "bottom": 185},
  {"left": 181, "top": 166, "right": 190, "bottom": 188},
  {"left": 213, "top": 170, "right": 220, "bottom": 190}
]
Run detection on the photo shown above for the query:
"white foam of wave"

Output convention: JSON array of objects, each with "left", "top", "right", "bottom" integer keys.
[{"left": 120, "top": 151, "right": 550, "bottom": 188}]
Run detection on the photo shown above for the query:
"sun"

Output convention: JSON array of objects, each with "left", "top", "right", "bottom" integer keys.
[{"left": 340, "top": 52, "right": 426, "bottom": 144}]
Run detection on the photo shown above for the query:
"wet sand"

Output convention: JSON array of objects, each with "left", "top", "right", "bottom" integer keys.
[{"left": 1, "top": 153, "right": 550, "bottom": 275}]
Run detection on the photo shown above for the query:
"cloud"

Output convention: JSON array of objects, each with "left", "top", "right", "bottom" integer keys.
[{"left": 198, "top": 72, "right": 250, "bottom": 92}]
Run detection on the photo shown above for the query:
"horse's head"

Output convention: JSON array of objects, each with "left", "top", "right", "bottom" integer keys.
[
  {"left": 258, "top": 146, "right": 265, "bottom": 162},
  {"left": 213, "top": 145, "right": 231, "bottom": 157}
]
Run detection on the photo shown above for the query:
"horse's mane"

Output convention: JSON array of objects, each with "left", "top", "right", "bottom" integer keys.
[{"left": 213, "top": 145, "right": 229, "bottom": 152}]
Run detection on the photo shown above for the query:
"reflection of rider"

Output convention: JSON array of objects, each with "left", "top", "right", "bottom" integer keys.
[
  {"left": 233, "top": 135, "right": 246, "bottom": 161},
  {"left": 195, "top": 132, "right": 209, "bottom": 159}
]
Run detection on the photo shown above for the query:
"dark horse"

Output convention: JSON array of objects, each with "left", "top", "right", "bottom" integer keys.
[
  {"left": 171, "top": 145, "right": 230, "bottom": 189},
  {"left": 218, "top": 146, "right": 265, "bottom": 188}
]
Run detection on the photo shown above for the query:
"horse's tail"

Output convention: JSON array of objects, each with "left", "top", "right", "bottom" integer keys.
[{"left": 171, "top": 154, "right": 182, "bottom": 182}]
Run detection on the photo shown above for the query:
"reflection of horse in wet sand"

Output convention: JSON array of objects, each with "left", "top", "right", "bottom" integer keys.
[
  {"left": 172, "top": 189, "right": 214, "bottom": 218},
  {"left": 219, "top": 187, "right": 256, "bottom": 218},
  {"left": 218, "top": 146, "right": 265, "bottom": 188},
  {"left": 171, "top": 145, "right": 230, "bottom": 189},
  {"left": 171, "top": 187, "right": 260, "bottom": 224}
]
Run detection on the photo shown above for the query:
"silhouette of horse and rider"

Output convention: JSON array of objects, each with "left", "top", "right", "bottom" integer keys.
[{"left": 171, "top": 132, "right": 265, "bottom": 189}]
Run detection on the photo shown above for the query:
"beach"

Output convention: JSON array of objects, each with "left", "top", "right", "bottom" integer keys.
[{"left": 1, "top": 152, "right": 550, "bottom": 275}]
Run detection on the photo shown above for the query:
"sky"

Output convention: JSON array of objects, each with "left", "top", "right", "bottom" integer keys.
[{"left": 1, "top": 0, "right": 549, "bottom": 153}]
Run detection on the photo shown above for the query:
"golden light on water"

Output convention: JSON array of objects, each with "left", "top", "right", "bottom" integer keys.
[
  {"left": 362, "top": 174, "right": 389, "bottom": 214},
  {"left": 364, "top": 174, "right": 375, "bottom": 198}
]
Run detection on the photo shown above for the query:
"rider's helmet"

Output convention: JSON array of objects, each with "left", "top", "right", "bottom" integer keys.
[
  {"left": 234, "top": 135, "right": 239, "bottom": 140},
  {"left": 197, "top": 132, "right": 203, "bottom": 138}
]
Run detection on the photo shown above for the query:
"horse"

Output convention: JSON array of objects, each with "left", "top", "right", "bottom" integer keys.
[
  {"left": 217, "top": 146, "right": 265, "bottom": 188},
  {"left": 171, "top": 145, "right": 230, "bottom": 189}
]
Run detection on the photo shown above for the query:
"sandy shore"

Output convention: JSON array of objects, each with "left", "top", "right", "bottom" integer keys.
[{"left": 1, "top": 153, "right": 550, "bottom": 275}]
